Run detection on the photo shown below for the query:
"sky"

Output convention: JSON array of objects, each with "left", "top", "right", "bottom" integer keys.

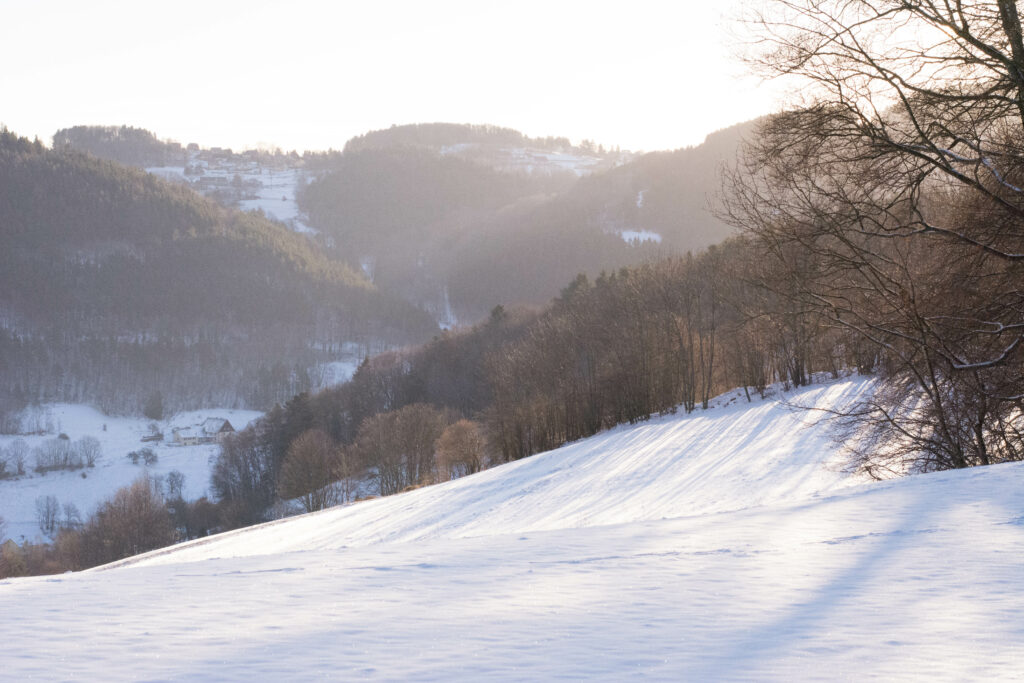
[{"left": 0, "top": 0, "right": 786, "bottom": 153}]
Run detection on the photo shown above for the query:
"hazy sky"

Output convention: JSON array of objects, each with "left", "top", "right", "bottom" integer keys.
[{"left": 1, "top": 0, "right": 785, "bottom": 153}]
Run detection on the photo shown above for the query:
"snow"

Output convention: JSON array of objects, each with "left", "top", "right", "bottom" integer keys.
[
  {"left": 236, "top": 167, "right": 317, "bottom": 233},
  {"left": 313, "top": 359, "right": 361, "bottom": 388},
  {"left": 524, "top": 149, "right": 605, "bottom": 176},
  {"left": 2, "top": 378, "right": 1023, "bottom": 680},
  {"left": 310, "top": 341, "right": 366, "bottom": 389},
  {"left": 443, "top": 144, "right": 608, "bottom": 176},
  {"left": 619, "top": 229, "right": 663, "bottom": 244},
  {"left": 0, "top": 405, "right": 262, "bottom": 543},
  {"left": 145, "top": 166, "right": 187, "bottom": 182},
  {"left": 147, "top": 157, "right": 318, "bottom": 235},
  {"left": 437, "top": 285, "right": 459, "bottom": 331},
  {"left": 359, "top": 255, "right": 375, "bottom": 282}
]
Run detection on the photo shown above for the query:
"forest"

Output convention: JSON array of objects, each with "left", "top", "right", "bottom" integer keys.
[
  {"left": 52, "top": 125, "right": 186, "bottom": 168},
  {"left": 341, "top": 122, "right": 579, "bottom": 155}
]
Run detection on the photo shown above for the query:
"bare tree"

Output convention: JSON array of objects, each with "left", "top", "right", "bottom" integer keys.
[
  {"left": 740, "top": 1, "right": 1024, "bottom": 252},
  {"left": 736, "top": 0, "right": 1024, "bottom": 346},
  {"left": 354, "top": 404, "right": 448, "bottom": 495},
  {"left": 277, "top": 429, "right": 343, "bottom": 512},
  {"left": 77, "top": 475, "right": 176, "bottom": 566},
  {"left": 726, "top": 0, "right": 1024, "bottom": 473},
  {"left": 61, "top": 502, "right": 82, "bottom": 531},
  {"left": 76, "top": 436, "right": 101, "bottom": 467},
  {"left": 166, "top": 470, "right": 186, "bottom": 500},
  {"left": 211, "top": 428, "right": 276, "bottom": 527},
  {"left": 7, "top": 439, "right": 27, "bottom": 475},
  {"left": 34, "top": 438, "right": 74, "bottom": 472},
  {"left": 436, "top": 419, "right": 489, "bottom": 479},
  {"left": 35, "top": 495, "right": 60, "bottom": 535}
]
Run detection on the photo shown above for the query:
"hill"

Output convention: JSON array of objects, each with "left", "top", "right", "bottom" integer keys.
[
  {"left": 439, "top": 120, "right": 752, "bottom": 318},
  {"left": 48, "top": 121, "right": 751, "bottom": 326},
  {"left": 3, "top": 377, "right": 1020, "bottom": 679},
  {"left": 0, "top": 129, "right": 438, "bottom": 415},
  {"left": 300, "top": 122, "right": 752, "bottom": 323}
]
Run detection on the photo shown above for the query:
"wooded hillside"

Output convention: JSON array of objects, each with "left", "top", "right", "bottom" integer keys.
[{"left": 0, "top": 129, "right": 438, "bottom": 415}]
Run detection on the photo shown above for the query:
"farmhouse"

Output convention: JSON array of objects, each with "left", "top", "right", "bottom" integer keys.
[{"left": 171, "top": 418, "right": 235, "bottom": 446}]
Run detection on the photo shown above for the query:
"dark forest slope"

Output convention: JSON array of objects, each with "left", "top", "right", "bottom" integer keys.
[{"left": 0, "top": 130, "right": 437, "bottom": 415}]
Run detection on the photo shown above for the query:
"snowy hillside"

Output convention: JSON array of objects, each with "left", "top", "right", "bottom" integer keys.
[
  {"left": 120, "top": 379, "right": 876, "bottom": 566},
  {"left": 3, "top": 378, "right": 1022, "bottom": 680},
  {"left": 0, "top": 405, "right": 262, "bottom": 543}
]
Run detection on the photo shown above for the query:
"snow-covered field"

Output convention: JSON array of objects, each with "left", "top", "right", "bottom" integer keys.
[
  {"left": 619, "top": 228, "right": 663, "bottom": 244},
  {"left": 147, "top": 161, "right": 317, "bottom": 234},
  {"left": 236, "top": 167, "right": 317, "bottom": 233},
  {"left": 3, "top": 378, "right": 1023, "bottom": 680},
  {"left": 0, "top": 405, "right": 262, "bottom": 543}
]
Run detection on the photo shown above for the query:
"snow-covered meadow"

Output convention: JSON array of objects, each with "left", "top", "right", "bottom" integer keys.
[
  {"left": 2, "top": 378, "right": 1022, "bottom": 680},
  {"left": 0, "top": 405, "right": 262, "bottom": 543},
  {"left": 148, "top": 162, "right": 318, "bottom": 234}
]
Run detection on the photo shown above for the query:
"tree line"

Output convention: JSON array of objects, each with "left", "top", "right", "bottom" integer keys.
[
  {"left": 52, "top": 125, "right": 182, "bottom": 168},
  {"left": 206, "top": 233, "right": 870, "bottom": 529},
  {"left": 0, "top": 472, "right": 220, "bottom": 578},
  {"left": 341, "top": 122, "right": 579, "bottom": 155}
]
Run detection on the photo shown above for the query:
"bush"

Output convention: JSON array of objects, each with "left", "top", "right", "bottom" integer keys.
[
  {"left": 76, "top": 475, "right": 177, "bottom": 566},
  {"left": 127, "top": 447, "right": 157, "bottom": 466}
]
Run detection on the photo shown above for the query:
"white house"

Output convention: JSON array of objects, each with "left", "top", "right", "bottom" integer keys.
[{"left": 171, "top": 418, "right": 235, "bottom": 446}]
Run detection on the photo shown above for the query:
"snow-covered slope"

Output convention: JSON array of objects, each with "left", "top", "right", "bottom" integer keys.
[
  {"left": 122, "top": 379, "right": 876, "bottom": 568},
  {"left": 3, "top": 378, "right": 1023, "bottom": 681}
]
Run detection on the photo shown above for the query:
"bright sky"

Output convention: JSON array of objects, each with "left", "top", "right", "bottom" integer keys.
[{"left": 0, "top": 0, "right": 784, "bottom": 153}]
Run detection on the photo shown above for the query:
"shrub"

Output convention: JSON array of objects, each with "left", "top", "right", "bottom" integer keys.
[{"left": 127, "top": 447, "right": 157, "bottom": 466}]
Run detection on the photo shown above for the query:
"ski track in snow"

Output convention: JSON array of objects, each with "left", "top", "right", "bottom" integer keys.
[{"left": 2, "top": 377, "right": 1023, "bottom": 680}]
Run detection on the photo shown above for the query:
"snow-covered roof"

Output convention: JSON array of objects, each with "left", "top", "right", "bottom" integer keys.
[
  {"left": 201, "top": 418, "right": 233, "bottom": 435},
  {"left": 173, "top": 426, "right": 201, "bottom": 440}
]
